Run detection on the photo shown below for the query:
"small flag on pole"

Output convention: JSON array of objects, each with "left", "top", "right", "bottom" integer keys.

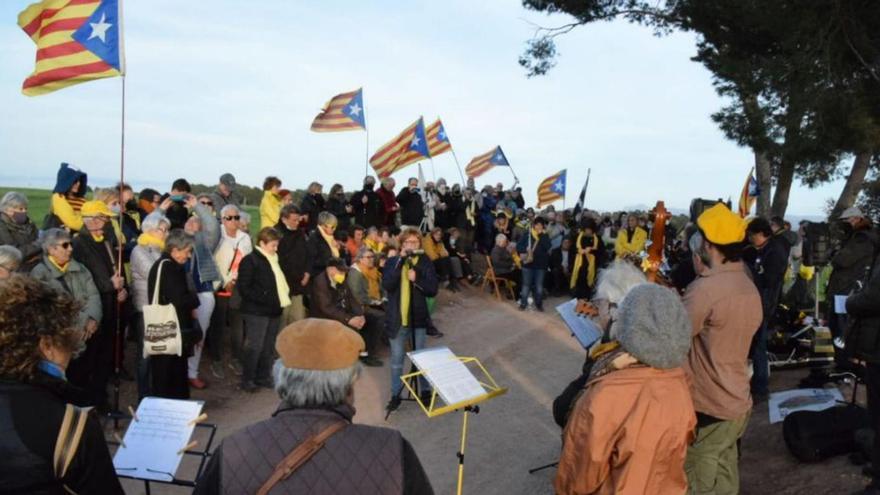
[
  {"left": 425, "top": 118, "right": 452, "bottom": 157},
  {"left": 573, "top": 168, "right": 591, "bottom": 217},
  {"left": 18, "top": 0, "right": 125, "bottom": 96},
  {"left": 369, "top": 117, "right": 430, "bottom": 178},
  {"left": 310, "top": 88, "right": 366, "bottom": 132},
  {"left": 537, "top": 170, "right": 567, "bottom": 208},
  {"left": 738, "top": 168, "right": 759, "bottom": 217},
  {"left": 465, "top": 146, "right": 508, "bottom": 178}
]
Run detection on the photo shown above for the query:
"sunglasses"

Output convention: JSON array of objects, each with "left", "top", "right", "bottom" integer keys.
[
  {"left": 200, "top": 201, "right": 213, "bottom": 206},
  {"left": 223, "top": 215, "right": 241, "bottom": 221},
  {"left": 56, "top": 242, "right": 72, "bottom": 249}
]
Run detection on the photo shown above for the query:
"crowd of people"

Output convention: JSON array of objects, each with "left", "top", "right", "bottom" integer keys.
[{"left": 1, "top": 161, "right": 880, "bottom": 494}]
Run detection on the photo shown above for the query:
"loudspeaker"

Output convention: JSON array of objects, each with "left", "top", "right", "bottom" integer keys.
[
  {"left": 689, "top": 198, "right": 732, "bottom": 223},
  {"left": 803, "top": 222, "right": 832, "bottom": 266}
]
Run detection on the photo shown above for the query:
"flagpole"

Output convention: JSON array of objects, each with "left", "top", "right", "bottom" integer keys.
[
  {"left": 449, "top": 149, "right": 466, "bottom": 185},
  {"left": 507, "top": 163, "right": 520, "bottom": 187},
  {"left": 429, "top": 157, "right": 436, "bottom": 181},
  {"left": 363, "top": 93, "right": 370, "bottom": 177}
]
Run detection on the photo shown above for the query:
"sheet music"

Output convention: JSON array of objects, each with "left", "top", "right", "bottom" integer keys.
[
  {"left": 408, "top": 347, "right": 486, "bottom": 406},
  {"left": 555, "top": 298, "right": 602, "bottom": 349},
  {"left": 113, "top": 397, "right": 204, "bottom": 482}
]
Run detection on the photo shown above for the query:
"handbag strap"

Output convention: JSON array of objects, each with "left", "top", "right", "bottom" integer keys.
[
  {"left": 150, "top": 259, "right": 169, "bottom": 305},
  {"left": 256, "top": 420, "right": 347, "bottom": 495},
  {"left": 53, "top": 404, "right": 91, "bottom": 483}
]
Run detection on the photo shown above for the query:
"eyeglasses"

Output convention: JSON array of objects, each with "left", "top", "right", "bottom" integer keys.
[
  {"left": 56, "top": 242, "right": 72, "bottom": 249},
  {"left": 223, "top": 215, "right": 241, "bottom": 221},
  {"left": 200, "top": 201, "right": 213, "bottom": 206}
]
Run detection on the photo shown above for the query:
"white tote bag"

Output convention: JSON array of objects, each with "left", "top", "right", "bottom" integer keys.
[{"left": 142, "top": 259, "right": 183, "bottom": 357}]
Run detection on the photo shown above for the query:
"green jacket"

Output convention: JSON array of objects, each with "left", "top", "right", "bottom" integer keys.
[{"left": 31, "top": 256, "right": 102, "bottom": 329}]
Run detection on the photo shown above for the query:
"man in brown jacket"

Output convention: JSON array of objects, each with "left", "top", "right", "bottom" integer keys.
[
  {"left": 194, "top": 318, "right": 433, "bottom": 494},
  {"left": 683, "top": 204, "right": 762, "bottom": 495},
  {"left": 555, "top": 284, "right": 696, "bottom": 495}
]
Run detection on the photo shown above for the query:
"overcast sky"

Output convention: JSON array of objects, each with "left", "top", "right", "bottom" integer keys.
[{"left": 0, "top": 0, "right": 845, "bottom": 215}]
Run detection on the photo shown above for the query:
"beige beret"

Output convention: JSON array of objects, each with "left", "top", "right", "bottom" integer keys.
[{"left": 275, "top": 318, "right": 365, "bottom": 371}]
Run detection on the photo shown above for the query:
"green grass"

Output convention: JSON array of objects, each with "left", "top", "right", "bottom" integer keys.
[{"left": 0, "top": 187, "right": 53, "bottom": 226}]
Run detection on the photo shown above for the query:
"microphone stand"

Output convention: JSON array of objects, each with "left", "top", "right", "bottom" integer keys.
[{"left": 385, "top": 253, "right": 425, "bottom": 420}]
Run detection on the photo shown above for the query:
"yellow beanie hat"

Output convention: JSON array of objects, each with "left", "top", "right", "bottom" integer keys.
[
  {"left": 81, "top": 200, "right": 113, "bottom": 218},
  {"left": 697, "top": 204, "right": 747, "bottom": 245}
]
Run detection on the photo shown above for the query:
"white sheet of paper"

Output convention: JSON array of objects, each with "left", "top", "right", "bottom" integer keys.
[
  {"left": 768, "top": 388, "right": 844, "bottom": 424},
  {"left": 835, "top": 295, "right": 848, "bottom": 314},
  {"left": 408, "top": 346, "right": 485, "bottom": 406},
  {"left": 113, "top": 397, "right": 204, "bottom": 482}
]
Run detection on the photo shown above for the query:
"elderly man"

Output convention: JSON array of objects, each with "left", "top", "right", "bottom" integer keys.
[
  {"left": 208, "top": 173, "right": 241, "bottom": 218},
  {"left": 71, "top": 200, "right": 128, "bottom": 411},
  {"left": 683, "top": 204, "right": 762, "bottom": 495},
  {"left": 0, "top": 191, "right": 40, "bottom": 270},
  {"left": 348, "top": 247, "right": 386, "bottom": 365},
  {"left": 276, "top": 204, "right": 310, "bottom": 326},
  {"left": 193, "top": 318, "right": 433, "bottom": 495},
  {"left": 396, "top": 177, "right": 424, "bottom": 229},
  {"left": 0, "top": 245, "right": 22, "bottom": 279},
  {"left": 307, "top": 211, "right": 341, "bottom": 276}
]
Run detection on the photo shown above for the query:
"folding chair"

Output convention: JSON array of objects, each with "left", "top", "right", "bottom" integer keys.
[{"left": 481, "top": 255, "right": 517, "bottom": 301}]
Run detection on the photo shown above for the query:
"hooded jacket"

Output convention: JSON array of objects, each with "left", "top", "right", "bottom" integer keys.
[{"left": 50, "top": 163, "right": 88, "bottom": 232}]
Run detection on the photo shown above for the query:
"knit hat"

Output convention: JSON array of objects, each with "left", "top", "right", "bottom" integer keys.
[
  {"left": 614, "top": 284, "right": 692, "bottom": 369},
  {"left": 697, "top": 203, "right": 747, "bottom": 245},
  {"left": 275, "top": 318, "right": 365, "bottom": 371},
  {"left": 81, "top": 200, "right": 113, "bottom": 218}
]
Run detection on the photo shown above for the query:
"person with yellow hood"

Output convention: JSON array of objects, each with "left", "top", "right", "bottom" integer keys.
[
  {"left": 259, "top": 176, "right": 283, "bottom": 230},
  {"left": 569, "top": 217, "right": 604, "bottom": 299},
  {"left": 615, "top": 213, "right": 648, "bottom": 259},
  {"left": 682, "top": 203, "right": 762, "bottom": 494}
]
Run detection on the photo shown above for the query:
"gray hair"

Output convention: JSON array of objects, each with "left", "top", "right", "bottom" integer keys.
[
  {"left": 318, "top": 211, "right": 337, "bottom": 227},
  {"left": 354, "top": 246, "right": 373, "bottom": 262},
  {"left": 238, "top": 211, "right": 251, "bottom": 225},
  {"left": 141, "top": 212, "right": 170, "bottom": 233},
  {"left": 688, "top": 230, "right": 704, "bottom": 254},
  {"left": 0, "top": 191, "right": 28, "bottom": 211},
  {"left": 594, "top": 259, "right": 647, "bottom": 305},
  {"left": 273, "top": 359, "right": 361, "bottom": 408},
  {"left": 220, "top": 204, "right": 240, "bottom": 217},
  {"left": 366, "top": 226, "right": 379, "bottom": 236},
  {"left": 164, "top": 229, "right": 195, "bottom": 253},
  {"left": 0, "top": 245, "right": 22, "bottom": 270},
  {"left": 381, "top": 177, "right": 395, "bottom": 188},
  {"left": 495, "top": 233, "right": 507, "bottom": 245},
  {"left": 40, "top": 228, "right": 71, "bottom": 252}
]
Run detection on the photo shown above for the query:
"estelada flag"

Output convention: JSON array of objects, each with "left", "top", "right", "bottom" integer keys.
[
  {"left": 737, "top": 168, "right": 759, "bottom": 217},
  {"left": 465, "top": 146, "right": 508, "bottom": 178},
  {"left": 369, "top": 117, "right": 429, "bottom": 178},
  {"left": 425, "top": 118, "right": 451, "bottom": 157},
  {"left": 310, "top": 88, "right": 366, "bottom": 132},
  {"left": 18, "top": 0, "right": 125, "bottom": 96},
  {"left": 537, "top": 169, "right": 566, "bottom": 208}
]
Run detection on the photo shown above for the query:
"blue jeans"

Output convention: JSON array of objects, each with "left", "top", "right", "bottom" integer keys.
[
  {"left": 520, "top": 268, "right": 545, "bottom": 309},
  {"left": 390, "top": 326, "right": 429, "bottom": 397}
]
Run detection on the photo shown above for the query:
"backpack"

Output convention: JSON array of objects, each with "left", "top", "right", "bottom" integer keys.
[{"left": 782, "top": 403, "right": 870, "bottom": 462}]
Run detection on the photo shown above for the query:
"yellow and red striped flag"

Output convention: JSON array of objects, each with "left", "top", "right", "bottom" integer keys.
[
  {"left": 465, "top": 146, "right": 508, "bottom": 178},
  {"left": 310, "top": 88, "right": 366, "bottom": 132},
  {"left": 425, "top": 118, "right": 451, "bottom": 157},
  {"left": 18, "top": 0, "right": 124, "bottom": 96},
  {"left": 369, "top": 117, "right": 430, "bottom": 178},
  {"left": 737, "top": 167, "right": 759, "bottom": 217},
  {"left": 536, "top": 169, "right": 567, "bottom": 208}
]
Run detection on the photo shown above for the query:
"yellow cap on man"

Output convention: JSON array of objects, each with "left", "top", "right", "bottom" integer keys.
[{"left": 696, "top": 204, "right": 748, "bottom": 245}]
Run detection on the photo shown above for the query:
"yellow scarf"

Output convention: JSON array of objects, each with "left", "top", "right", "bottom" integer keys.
[
  {"left": 48, "top": 255, "right": 68, "bottom": 274},
  {"left": 512, "top": 250, "right": 522, "bottom": 269},
  {"left": 365, "top": 266, "right": 382, "bottom": 300},
  {"left": 465, "top": 200, "right": 476, "bottom": 226},
  {"left": 257, "top": 247, "right": 291, "bottom": 308},
  {"left": 365, "top": 238, "right": 384, "bottom": 254},
  {"left": 90, "top": 233, "right": 104, "bottom": 243},
  {"left": 531, "top": 228, "right": 540, "bottom": 242},
  {"left": 137, "top": 232, "right": 165, "bottom": 250},
  {"left": 570, "top": 232, "right": 599, "bottom": 289},
  {"left": 401, "top": 256, "right": 419, "bottom": 327},
  {"left": 318, "top": 226, "right": 340, "bottom": 258}
]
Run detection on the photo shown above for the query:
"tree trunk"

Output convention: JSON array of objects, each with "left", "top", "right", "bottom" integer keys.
[
  {"left": 754, "top": 150, "right": 772, "bottom": 218},
  {"left": 830, "top": 151, "right": 873, "bottom": 219},
  {"left": 771, "top": 159, "right": 795, "bottom": 218}
]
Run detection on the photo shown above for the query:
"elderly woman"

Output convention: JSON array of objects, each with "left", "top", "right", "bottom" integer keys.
[
  {"left": 423, "top": 226, "right": 457, "bottom": 291},
  {"left": 31, "top": 228, "right": 102, "bottom": 339},
  {"left": 0, "top": 245, "right": 22, "bottom": 279},
  {"left": 491, "top": 233, "right": 520, "bottom": 287},
  {"left": 300, "top": 181, "right": 326, "bottom": 232},
  {"left": 306, "top": 211, "right": 340, "bottom": 276},
  {"left": 327, "top": 183, "right": 353, "bottom": 232},
  {"left": 0, "top": 191, "right": 40, "bottom": 270},
  {"left": 193, "top": 319, "right": 432, "bottom": 494},
  {"left": 0, "top": 275, "right": 124, "bottom": 493},
  {"left": 147, "top": 229, "right": 202, "bottom": 399},
  {"left": 130, "top": 212, "right": 170, "bottom": 398}
]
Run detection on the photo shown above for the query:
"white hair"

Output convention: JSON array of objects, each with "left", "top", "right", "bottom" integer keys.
[
  {"left": 220, "top": 204, "right": 240, "bottom": 217},
  {"left": 594, "top": 260, "right": 647, "bottom": 305},
  {"left": 0, "top": 245, "right": 22, "bottom": 270},
  {"left": 273, "top": 360, "right": 361, "bottom": 408},
  {"left": 0, "top": 191, "right": 27, "bottom": 211},
  {"left": 141, "top": 212, "right": 170, "bottom": 233},
  {"left": 495, "top": 233, "right": 507, "bottom": 245},
  {"left": 238, "top": 211, "right": 251, "bottom": 225},
  {"left": 40, "top": 228, "right": 70, "bottom": 251}
]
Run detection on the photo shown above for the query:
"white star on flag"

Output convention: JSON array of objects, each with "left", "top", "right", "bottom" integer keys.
[
  {"left": 88, "top": 13, "right": 112, "bottom": 43},
  {"left": 410, "top": 135, "right": 421, "bottom": 148},
  {"left": 494, "top": 153, "right": 502, "bottom": 161},
  {"left": 438, "top": 130, "right": 446, "bottom": 141},
  {"left": 552, "top": 180, "right": 564, "bottom": 193},
  {"left": 347, "top": 103, "right": 362, "bottom": 116}
]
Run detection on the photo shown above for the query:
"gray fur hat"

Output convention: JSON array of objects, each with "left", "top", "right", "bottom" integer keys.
[{"left": 615, "top": 283, "right": 692, "bottom": 369}]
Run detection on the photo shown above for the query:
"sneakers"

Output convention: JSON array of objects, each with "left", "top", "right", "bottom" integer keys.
[
  {"left": 360, "top": 355, "right": 384, "bottom": 367},
  {"left": 386, "top": 396, "right": 402, "bottom": 412},
  {"left": 210, "top": 362, "right": 226, "bottom": 379},
  {"left": 239, "top": 381, "right": 258, "bottom": 393},
  {"left": 519, "top": 303, "right": 527, "bottom": 311},
  {"left": 188, "top": 378, "right": 208, "bottom": 390}
]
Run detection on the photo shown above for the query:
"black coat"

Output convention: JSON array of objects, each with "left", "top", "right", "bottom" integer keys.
[
  {"left": 516, "top": 232, "right": 552, "bottom": 270},
  {"left": 744, "top": 236, "right": 789, "bottom": 317},
  {"left": 0, "top": 373, "right": 124, "bottom": 494},
  {"left": 276, "top": 222, "right": 309, "bottom": 296},
  {"left": 846, "top": 252, "right": 880, "bottom": 363},
  {"left": 148, "top": 255, "right": 199, "bottom": 329},
  {"left": 828, "top": 228, "right": 879, "bottom": 297},
  {"left": 326, "top": 196, "right": 351, "bottom": 231},
  {"left": 237, "top": 249, "right": 284, "bottom": 317},
  {"left": 0, "top": 212, "right": 41, "bottom": 269},
  {"left": 309, "top": 271, "right": 363, "bottom": 325},
  {"left": 300, "top": 194, "right": 326, "bottom": 232},
  {"left": 396, "top": 188, "right": 424, "bottom": 227},
  {"left": 382, "top": 255, "right": 439, "bottom": 337},
  {"left": 72, "top": 228, "right": 119, "bottom": 295},
  {"left": 306, "top": 231, "right": 336, "bottom": 277},
  {"left": 350, "top": 186, "right": 383, "bottom": 229},
  {"left": 434, "top": 192, "right": 452, "bottom": 230}
]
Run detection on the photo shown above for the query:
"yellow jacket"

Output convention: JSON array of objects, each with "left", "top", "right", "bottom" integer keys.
[
  {"left": 260, "top": 191, "right": 282, "bottom": 231},
  {"left": 52, "top": 193, "right": 83, "bottom": 231},
  {"left": 423, "top": 234, "right": 448, "bottom": 261},
  {"left": 615, "top": 227, "right": 648, "bottom": 258}
]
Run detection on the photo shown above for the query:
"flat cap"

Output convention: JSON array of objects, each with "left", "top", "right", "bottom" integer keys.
[
  {"left": 697, "top": 203, "right": 747, "bottom": 245},
  {"left": 275, "top": 318, "right": 365, "bottom": 371}
]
